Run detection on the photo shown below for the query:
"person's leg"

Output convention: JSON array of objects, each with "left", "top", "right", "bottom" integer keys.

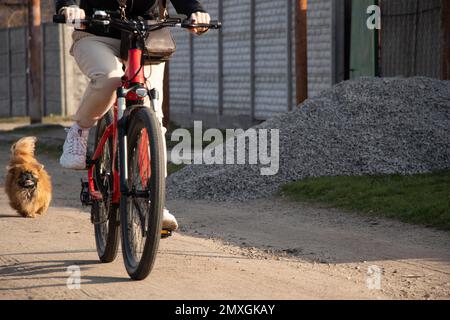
[
  {"left": 143, "top": 62, "right": 168, "bottom": 176},
  {"left": 72, "top": 35, "right": 122, "bottom": 128},
  {"left": 143, "top": 63, "right": 178, "bottom": 231},
  {"left": 60, "top": 35, "right": 122, "bottom": 170}
]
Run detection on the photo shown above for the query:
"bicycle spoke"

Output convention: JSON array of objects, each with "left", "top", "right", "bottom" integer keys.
[
  {"left": 132, "top": 198, "right": 148, "bottom": 236},
  {"left": 125, "top": 129, "right": 153, "bottom": 263}
]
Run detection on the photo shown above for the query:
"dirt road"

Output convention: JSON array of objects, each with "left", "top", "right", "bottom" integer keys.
[{"left": 0, "top": 141, "right": 449, "bottom": 300}]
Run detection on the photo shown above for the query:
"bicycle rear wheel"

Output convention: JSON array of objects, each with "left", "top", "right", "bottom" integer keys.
[
  {"left": 92, "top": 110, "right": 120, "bottom": 263},
  {"left": 120, "top": 107, "right": 165, "bottom": 280}
]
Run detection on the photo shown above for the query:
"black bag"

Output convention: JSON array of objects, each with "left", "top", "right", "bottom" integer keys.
[{"left": 118, "top": 0, "right": 176, "bottom": 65}]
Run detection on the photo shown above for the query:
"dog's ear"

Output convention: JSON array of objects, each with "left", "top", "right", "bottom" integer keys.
[{"left": 6, "top": 164, "right": 18, "bottom": 173}]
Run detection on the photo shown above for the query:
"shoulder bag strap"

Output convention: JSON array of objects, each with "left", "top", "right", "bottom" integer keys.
[
  {"left": 117, "top": 0, "right": 128, "bottom": 19},
  {"left": 159, "top": 0, "right": 168, "bottom": 19}
]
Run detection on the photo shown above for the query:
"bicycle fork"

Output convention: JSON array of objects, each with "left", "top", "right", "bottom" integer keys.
[
  {"left": 117, "top": 87, "right": 129, "bottom": 197},
  {"left": 116, "top": 86, "right": 161, "bottom": 197}
]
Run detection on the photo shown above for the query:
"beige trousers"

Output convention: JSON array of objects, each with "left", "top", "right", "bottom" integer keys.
[
  {"left": 70, "top": 31, "right": 166, "bottom": 131},
  {"left": 70, "top": 31, "right": 167, "bottom": 175}
]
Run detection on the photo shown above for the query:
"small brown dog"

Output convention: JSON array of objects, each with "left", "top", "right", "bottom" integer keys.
[{"left": 5, "top": 137, "right": 52, "bottom": 218}]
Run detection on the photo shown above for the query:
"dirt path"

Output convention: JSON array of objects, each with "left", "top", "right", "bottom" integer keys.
[{"left": 0, "top": 141, "right": 449, "bottom": 300}]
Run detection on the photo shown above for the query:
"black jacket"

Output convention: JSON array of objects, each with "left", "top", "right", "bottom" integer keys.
[{"left": 55, "top": 0, "right": 205, "bottom": 38}]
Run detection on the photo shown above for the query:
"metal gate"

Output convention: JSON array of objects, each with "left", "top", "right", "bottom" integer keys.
[
  {"left": 380, "top": 0, "right": 442, "bottom": 78},
  {"left": 0, "top": 24, "right": 64, "bottom": 117}
]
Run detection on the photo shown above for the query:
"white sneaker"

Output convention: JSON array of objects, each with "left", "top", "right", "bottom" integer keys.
[
  {"left": 60, "top": 124, "right": 89, "bottom": 170},
  {"left": 162, "top": 208, "right": 178, "bottom": 231}
]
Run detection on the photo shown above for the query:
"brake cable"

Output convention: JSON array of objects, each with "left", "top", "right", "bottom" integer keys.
[{"left": 125, "top": 19, "right": 151, "bottom": 86}]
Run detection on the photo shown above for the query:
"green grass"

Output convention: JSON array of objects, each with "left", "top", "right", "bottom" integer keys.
[
  {"left": 167, "top": 163, "right": 185, "bottom": 176},
  {"left": 281, "top": 172, "right": 450, "bottom": 231},
  {"left": 0, "top": 140, "right": 63, "bottom": 159},
  {"left": 35, "top": 142, "right": 63, "bottom": 159}
]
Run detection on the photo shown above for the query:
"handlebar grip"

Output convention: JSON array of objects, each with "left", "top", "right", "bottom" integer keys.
[
  {"left": 209, "top": 21, "right": 222, "bottom": 29},
  {"left": 53, "top": 14, "right": 66, "bottom": 24},
  {"left": 181, "top": 20, "right": 222, "bottom": 29}
]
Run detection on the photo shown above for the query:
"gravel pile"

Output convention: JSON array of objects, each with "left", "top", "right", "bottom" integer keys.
[{"left": 167, "top": 77, "right": 450, "bottom": 201}]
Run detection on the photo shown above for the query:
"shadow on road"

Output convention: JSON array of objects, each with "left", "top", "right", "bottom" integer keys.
[
  {"left": 1, "top": 249, "right": 96, "bottom": 257},
  {"left": 169, "top": 199, "right": 450, "bottom": 266},
  {"left": 0, "top": 259, "right": 97, "bottom": 277},
  {"left": 159, "top": 249, "right": 248, "bottom": 260},
  {"left": 0, "top": 257, "right": 132, "bottom": 291},
  {"left": 0, "top": 213, "right": 21, "bottom": 218}
]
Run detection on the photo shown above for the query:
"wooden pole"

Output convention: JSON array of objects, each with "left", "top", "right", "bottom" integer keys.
[
  {"left": 162, "top": 62, "right": 170, "bottom": 128},
  {"left": 442, "top": 0, "right": 450, "bottom": 80},
  {"left": 27, "top": 0, "right": 43, "bottom": 124},
  {"left": 295, "top": 0, "right": 308, "bottom": 106}
]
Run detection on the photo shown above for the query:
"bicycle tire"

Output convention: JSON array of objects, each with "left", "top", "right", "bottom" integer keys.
[
  {"left": 92, "top": 110, "right": 120, "bottom": 263},
  {"left": 120, "top": 107, "right": 165, "bottom": 280}
]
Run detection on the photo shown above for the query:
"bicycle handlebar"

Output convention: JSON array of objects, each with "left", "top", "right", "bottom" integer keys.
[{"left": 52, "top": 13, "right": 222, "bottom": 32}]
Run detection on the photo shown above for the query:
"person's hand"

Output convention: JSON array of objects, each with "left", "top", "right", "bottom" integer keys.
[
  {"left": 60, "top": 6, "right": 86, "bottom": 29},
  {"left": 188, "top": 12, "right": 211, "bottom": 35}
]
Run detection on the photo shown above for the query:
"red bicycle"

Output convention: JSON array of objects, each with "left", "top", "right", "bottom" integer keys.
[{"left": 54, "top": 12, "right": 220, "bottom": 280}]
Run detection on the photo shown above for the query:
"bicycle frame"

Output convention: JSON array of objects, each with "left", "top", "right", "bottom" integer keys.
[
  {"left": 86, "top": 34, "right": 148, "bottom": 206},
  {"left": 70, "top": 14, "right": 221, "bottom": 208}
]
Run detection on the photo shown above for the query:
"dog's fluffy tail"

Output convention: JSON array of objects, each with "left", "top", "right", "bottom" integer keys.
[{"left": 11, "top": 136, "right": 37, "bottom": 157}]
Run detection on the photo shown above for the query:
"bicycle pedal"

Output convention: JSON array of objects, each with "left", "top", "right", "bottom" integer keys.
[
  {"left": 161, "top": 229, "right": 172, "bottom": 239},
  {"left": 85, "top": 155, "right": 98, "bottom": 168},
  {"left": 80, "top": 179, "right": 93, "bottom": 207},
  {"left": 91, "top": 210, "right": 108, "bottom": 225}
]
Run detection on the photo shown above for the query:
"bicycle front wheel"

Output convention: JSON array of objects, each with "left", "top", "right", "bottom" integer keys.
[{"left": 120, "top": 107, "right": 165, "bottom": 280}]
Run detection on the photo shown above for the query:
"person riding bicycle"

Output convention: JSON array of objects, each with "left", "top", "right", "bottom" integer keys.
[{"left": 56, "top": 0, "right": 211, "bottom": 232}]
